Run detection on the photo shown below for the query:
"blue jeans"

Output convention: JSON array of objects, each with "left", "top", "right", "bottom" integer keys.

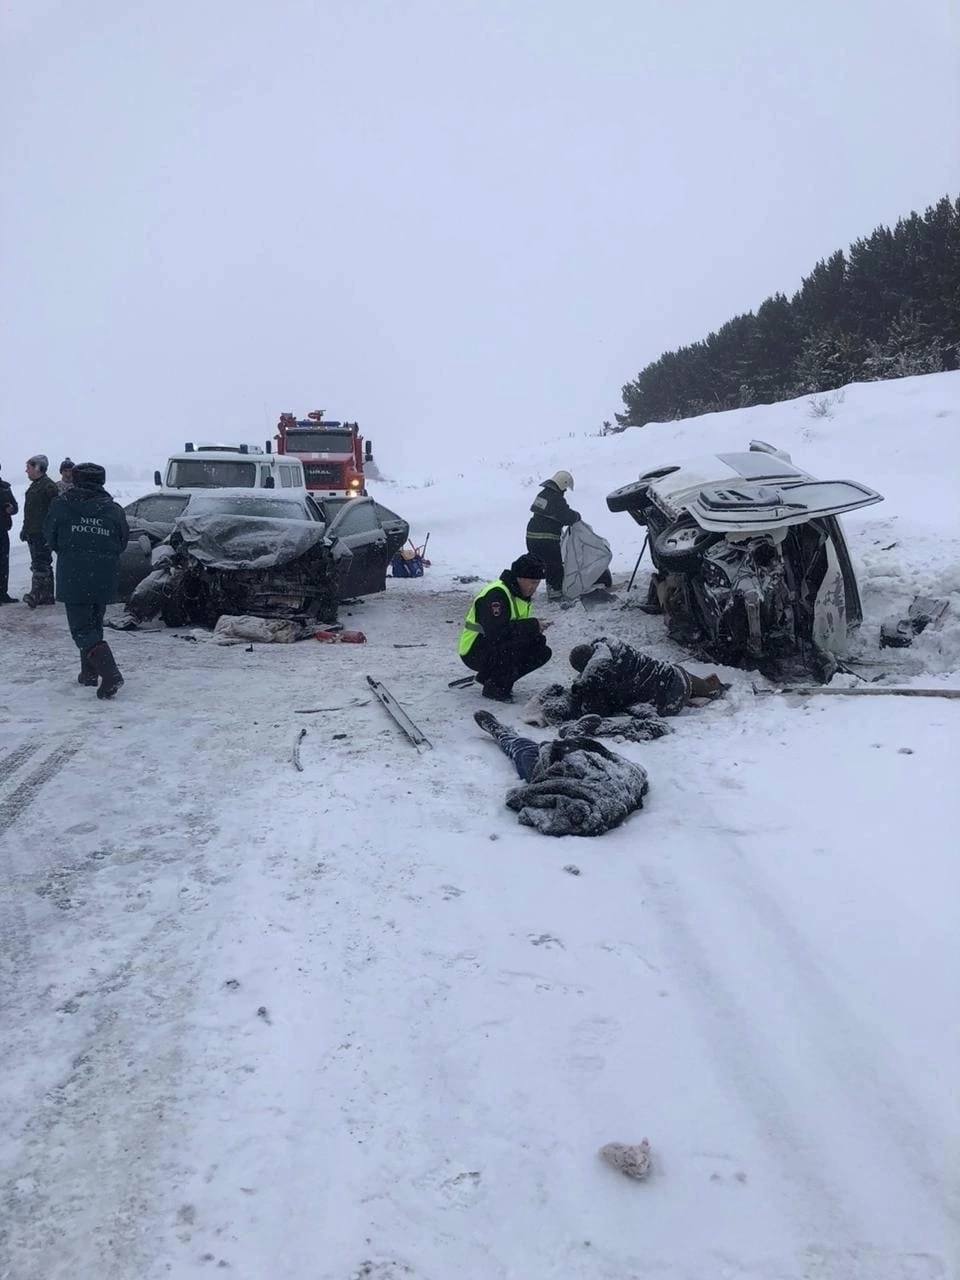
[
  {"left": 65, "top": 602, "right": 106, "bottom": 653},
  {"left": 492, "top": 727, "right": 540, "bottom": 782}
]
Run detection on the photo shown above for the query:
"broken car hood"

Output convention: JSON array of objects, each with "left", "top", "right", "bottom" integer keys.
[{"left": 173, "top": 514, "right": 338, "bottom": 571}]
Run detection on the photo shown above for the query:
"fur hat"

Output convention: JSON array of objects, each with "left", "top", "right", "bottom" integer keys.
[
  {"left": 72, "top": 462, "right": 107, "bottom": 489},
  {"left": 59, "top": 457, "right": 75, "bottom": 473},
  {"left": 509, "top": 553, "right": 546, "bottom": 580},
  {"left": 550, "top": 470, "right": 574, "bottom": 491}
]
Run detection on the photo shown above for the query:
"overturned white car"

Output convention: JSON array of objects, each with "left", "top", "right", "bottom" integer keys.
[{"left": 607, "top": 441, "right": 883, "bottom": 680}]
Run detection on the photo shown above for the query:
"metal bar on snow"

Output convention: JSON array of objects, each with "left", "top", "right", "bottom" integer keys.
[
  {"left": 366, "top": 676, "right": 433, "bottom": 749},
  {"left": 753, "top": 684, "right": 960, "bottom": 700}
]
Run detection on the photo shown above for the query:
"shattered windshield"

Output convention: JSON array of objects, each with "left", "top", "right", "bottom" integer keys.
[{"left": 167, "top": 460, "right": 257, "bottom": 488}]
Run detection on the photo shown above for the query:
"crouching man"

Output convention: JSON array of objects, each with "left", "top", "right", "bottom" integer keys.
[
  {"left": 43, "top": 462, "right": 129, "bottom": 698},
  {"left": 459, "top": 554, "right": 552, "bottom": 702},
  {"left": 569, "top": 636, "right": 726, "bottom": 717}
]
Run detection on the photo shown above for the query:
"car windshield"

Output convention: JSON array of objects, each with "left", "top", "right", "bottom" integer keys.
[
  {"left": 129, "top": 495, "right": 190, "bottom": 522},
  {"left": 166, "top": 459, "right": 257, "bottom": 488},
  {"left": 282, "top": 430, "right": 353, "bottom": 454},
  {"left": 186, "top": 494, "right": 312, "bottom": 519}
]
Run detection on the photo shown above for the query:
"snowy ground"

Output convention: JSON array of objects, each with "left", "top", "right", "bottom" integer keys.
[{"left": 1, "top": 373, "right": 958, "bottom": 1279}]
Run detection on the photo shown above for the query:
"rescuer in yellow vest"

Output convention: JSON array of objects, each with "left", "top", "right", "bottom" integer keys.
[{"left": 458, "top": 553, "right": 552, "bottom": 702}]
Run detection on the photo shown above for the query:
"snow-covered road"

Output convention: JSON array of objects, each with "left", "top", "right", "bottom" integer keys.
[{"left": 1, "top": 543, "right": 956, "bottom": 1278}]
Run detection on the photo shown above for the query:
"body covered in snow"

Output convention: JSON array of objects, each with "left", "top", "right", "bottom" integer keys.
[
  {"left": 607, "top": 442, "right": 882, "bottom": 679},
  {"left": 505, "top": 736, "right": 649, "bottom": 837}
]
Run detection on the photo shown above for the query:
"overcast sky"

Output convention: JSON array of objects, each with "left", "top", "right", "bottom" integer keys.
[{"left": 2, "top": 0, "right": 958, "bottom": 476}]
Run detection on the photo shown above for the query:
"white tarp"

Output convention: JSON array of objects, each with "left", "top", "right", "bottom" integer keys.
[
  {"left": 561, "top": 520, "right": 612, "bottom": 599},
  {"left": 212, "top": 615, "right": 309, "bottom": 645}
]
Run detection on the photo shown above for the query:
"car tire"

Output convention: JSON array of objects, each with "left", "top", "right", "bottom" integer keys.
[
  {"left": 606, "top": 467, "right": 681, "bottom": 514},
  {"left": 652, "top": 517, "right": 722, "bottom": 572},
  {"left": 606, "top": 481, "right": 651, "bottom": 514}
]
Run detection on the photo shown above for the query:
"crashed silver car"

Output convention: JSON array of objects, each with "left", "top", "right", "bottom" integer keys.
[{"left": 607, "top": 441, "right": 883, "bottom": 680}]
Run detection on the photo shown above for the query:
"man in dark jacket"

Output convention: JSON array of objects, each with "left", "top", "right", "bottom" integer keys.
[
  {"left": 0, "top": 464, "right": 19, "bottom": 603},
  {"left": 569, "top": 636, "right": 725, "bottom": 717},
  {"left": 43, "top": 462, "right": 129, "bottom": 698},
  {"left": 526, "top": 471, "right": 580, "bottom": 599},
  {"left": 20, "top": 454, "right": 59, "bottom": 607},
  {"left": 458, "top": 553, "right": 552, "bottom": 701}
]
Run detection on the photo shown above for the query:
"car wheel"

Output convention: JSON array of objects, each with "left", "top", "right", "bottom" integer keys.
[
  {"left": 652, "top": 517, "right": 722, "bottom": 572},
  {"left": 606, "top": 480, "right": 651, "bottom": 514}
]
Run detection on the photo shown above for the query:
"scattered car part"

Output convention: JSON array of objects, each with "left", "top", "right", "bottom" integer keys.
[
  {"left": 879, "top": 595, "right": 949, "bottom": 648},
  {"left": 449, "top": 674, "right": 477, "bottom": 689},
  {"left": 752, "top": 684, "right": 960, "bottom": 700},
  {"left": 292, "top": 727, "right": 307, "bottom": 772},
  {"left": 366, "top": 676, "right": 432, "bottom": 750},
  {"left": 294, "top": 699, "right": 370, "bottom": 714}
]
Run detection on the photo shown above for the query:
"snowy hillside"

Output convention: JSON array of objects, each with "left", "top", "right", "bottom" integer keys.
[{"left": 0, "top": 372, "right": 957, "bottom": 1279}]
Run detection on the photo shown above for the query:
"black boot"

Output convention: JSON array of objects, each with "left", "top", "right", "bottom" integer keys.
[
  {"left": 481, "top": 681, "right": 514, "bottom": 703},
  {"left": 87, "top": 641, "right": 124, "bottom": 699},
  {"left": 473, "top": 709, "right": 512, "bottom": 745},
  {"left": 78, "top": 651, "right": 99, "bottom": 686}
]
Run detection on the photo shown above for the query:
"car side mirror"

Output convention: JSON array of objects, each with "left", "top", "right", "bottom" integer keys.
[{"left": 154, "top": 470, "right": 161, "bottom": 487}]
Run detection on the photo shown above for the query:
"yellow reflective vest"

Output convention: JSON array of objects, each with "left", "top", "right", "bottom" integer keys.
[{"left": 458, "top": 578, "right": 532, "bottom": 657}]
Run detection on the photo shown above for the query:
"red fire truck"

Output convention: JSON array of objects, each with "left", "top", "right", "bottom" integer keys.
[{"left": 274, "top": 410, "right": 373, "bottom": 497}]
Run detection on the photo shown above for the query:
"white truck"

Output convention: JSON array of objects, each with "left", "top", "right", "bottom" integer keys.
[{"left": 153, "top": 443, "right": 306, "bottom": 492}]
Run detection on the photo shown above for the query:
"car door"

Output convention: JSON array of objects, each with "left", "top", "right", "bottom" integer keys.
[
  {"left": 326, "top": 498, "right": 388, "bottom": 597},
  {"left": 373, "top": 502, "right": 410, "bottom": 558},
  {"left": 687, "top": 478, "right": 882, "bottom": 532}
]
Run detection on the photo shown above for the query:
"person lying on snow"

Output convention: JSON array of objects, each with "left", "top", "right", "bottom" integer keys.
[
  {"left": 473, "top": 708, "right": 648, "bottom": 837},
  {"left": 458, "top": 553, "right": 552, "bottom": 702},
  {"left": 569, "top": 636, "right": 726, "bottom": 717},
  {"left": 521, "top": 637, "right": 727, "bottom": 730}
]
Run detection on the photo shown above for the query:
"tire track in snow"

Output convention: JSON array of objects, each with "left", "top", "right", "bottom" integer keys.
[
  {"left": 642, "top": 768, "right": 953, "bottom": 1255},
  {"left": 0, "top": 741, "right": 82, "bottom": 838},
  {"left": 668, "top": 771, "right": 952, "bottom": 1232},
  {"left": 0, "top": 741, "right": 42, "bottom": 787},
  {"left": 0, "top": 741, "right": 84, "bottom": 985},
  {"left": 635, "top": 856, "right": 861, "bottom": 1243}
]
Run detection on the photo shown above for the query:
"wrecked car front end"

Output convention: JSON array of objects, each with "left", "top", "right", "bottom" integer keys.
[{"left": 127, "top": 514, "right": 350, "bottom": 629}]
